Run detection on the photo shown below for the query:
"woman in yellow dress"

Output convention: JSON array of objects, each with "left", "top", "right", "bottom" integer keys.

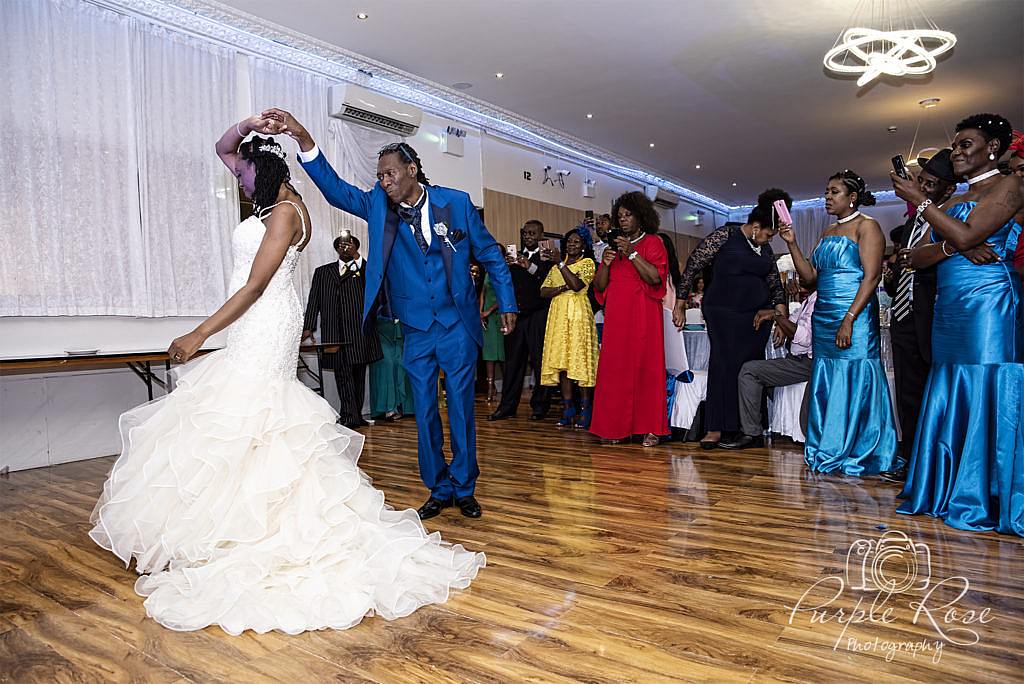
[{"left": 539, "top": 226, "right": 600, "bottom": 428}]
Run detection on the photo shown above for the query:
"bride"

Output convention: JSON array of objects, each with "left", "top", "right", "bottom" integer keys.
[{"left": 89, "top": 116, "right": 485, "bottom": 635}]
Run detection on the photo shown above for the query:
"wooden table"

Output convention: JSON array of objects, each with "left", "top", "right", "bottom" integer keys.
[{"left": 0, "top": 344, "right": 340, "bottom": 400}]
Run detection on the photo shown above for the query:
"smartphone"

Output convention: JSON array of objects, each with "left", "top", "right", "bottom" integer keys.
[
  {"left": 506, "top": 244, "right": 518, "bottom": 258},
  {"left": 773, "top": 199, "right": 792, "bottom": 226},
  {"left": 892, "top": 154, "right": 910, "bottom": 180}
]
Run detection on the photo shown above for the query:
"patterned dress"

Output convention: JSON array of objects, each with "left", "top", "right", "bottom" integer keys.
[{"left": 539, "top": 258, "right": 599, "bottom": 387}]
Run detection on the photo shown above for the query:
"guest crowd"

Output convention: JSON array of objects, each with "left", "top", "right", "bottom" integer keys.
[{"left": 303, "top": 112, "right": 1024, "bottom": 539}]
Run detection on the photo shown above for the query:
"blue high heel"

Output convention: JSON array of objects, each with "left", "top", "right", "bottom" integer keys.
[
  {"left": 574, "top": 397, "right": 593, "bottom": 430},
  {"left": 556, "top": 400, "right": 577, "bottom": 427}
]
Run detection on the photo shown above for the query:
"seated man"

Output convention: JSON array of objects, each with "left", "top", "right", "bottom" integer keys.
[{"left": 719, "top": 291, "right": 817, "bottom": 450}]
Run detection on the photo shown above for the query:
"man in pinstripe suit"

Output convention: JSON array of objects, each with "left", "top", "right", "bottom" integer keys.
[{"left": 302, "top": 233, "right": 382, "bottom": 429}]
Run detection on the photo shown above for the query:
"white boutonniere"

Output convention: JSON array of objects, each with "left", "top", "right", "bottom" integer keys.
[{"left": 433, "top": 222, "right": 457, "bottom": 252}]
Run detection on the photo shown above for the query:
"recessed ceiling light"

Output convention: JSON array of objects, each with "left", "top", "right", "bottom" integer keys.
[
  {"left": 732, "top": 182, "right": 737, "bottom": 187},
  {"left": 452, "top": 82, "right": 473, "bottom": 90},
  {"left": 695, "top": 164, "right": 701, "bottom": 169},
  {"left": 586, "top": 113, "right": 593, "bottom": 119},
  {"left": 887, "top": 125, "right": 899, "bottom": 133},
  {"left": 356, "top": 12, "right": 368, "bottom": 20},
  {"left": 649, "top": 143, "right": 655, "bottom": 148},
  {"left": 495, "top": 72, "right": 504, "bottom": 79},
  {"left": 918, "top": 97, "right": 941, "bottom": 108}
]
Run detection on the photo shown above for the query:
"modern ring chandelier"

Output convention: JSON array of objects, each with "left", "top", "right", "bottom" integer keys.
[{"left": 823, "top": 1, "right": 957, "bottom": 87}]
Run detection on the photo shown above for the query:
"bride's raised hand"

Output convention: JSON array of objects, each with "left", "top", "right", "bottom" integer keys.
[
  {"left": 244, "top": 114, "right": 282, "bottom": 136},
  {"left": 261, "top": 108, "right": 313, "bottom": 148}
]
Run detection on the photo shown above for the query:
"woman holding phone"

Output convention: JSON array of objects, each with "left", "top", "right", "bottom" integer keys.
[
  {"left": 674, "top": 189, "right": 791, "bottom": 449},
  {"left": 780, "top": 170, "right": 897, "bottom": 475}
]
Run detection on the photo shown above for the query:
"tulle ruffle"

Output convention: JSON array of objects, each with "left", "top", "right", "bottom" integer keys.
[{"left": 89, "top": 350, "right": 485, "bottom": 635}]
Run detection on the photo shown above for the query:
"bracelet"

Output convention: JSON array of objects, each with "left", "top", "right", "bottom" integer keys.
[
  {"left": 236, "top": 122, "right": 246, "bottom": 137},
  {"left": 941, "top": 240, "right": 956, "bottom": 256},
  {"left": 628, "top": 251, "right": 639, "bottom": 261},
  {"left": 916, "top": 198, "right": 933, "bottom": 215},
  {"left": 845, "top": 311, "right": 856, "bottom": 320}
]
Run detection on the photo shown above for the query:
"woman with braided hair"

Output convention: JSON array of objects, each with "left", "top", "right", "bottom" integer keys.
[
  {"left": 89, "top": 115, "right": 486, "bottom": 634},
  {"left": 781, "top": 169, "right": 898, "bottom": 475}
]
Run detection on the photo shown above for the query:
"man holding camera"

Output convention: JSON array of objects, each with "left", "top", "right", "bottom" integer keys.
[{"left": 489, "top": 219, "right": 554, "bottom": 421}]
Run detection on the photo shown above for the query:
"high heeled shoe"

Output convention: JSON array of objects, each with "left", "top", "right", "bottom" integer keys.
[
  {"left": 486, "top": 378, "right": 497, "bottom": 403},
  {"left": 556, "top": 399, "right": 577, "bottom": 428},
  {"left": 574, "top": 397, "right": 593, "bottom": 430}
]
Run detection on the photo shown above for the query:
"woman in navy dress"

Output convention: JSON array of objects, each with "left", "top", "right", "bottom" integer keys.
[
  {"left": 675, "top": 189, "right": 791, "bottom": 448},
  {"left": 892, "top": 113, "right": 1024, "bottom": 536},
  {"left": 781, "top": 171, "right": 898, "bottom": 475}
]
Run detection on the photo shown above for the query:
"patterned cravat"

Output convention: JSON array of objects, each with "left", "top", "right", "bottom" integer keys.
[
  {"left": 397, "top": 193, "right": 429, "bottom": 254},
  {"left": 892, "top": 212, "right": 929, "bottom": 322}
]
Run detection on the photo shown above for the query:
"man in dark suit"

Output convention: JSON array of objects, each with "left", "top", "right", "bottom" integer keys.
[
  {"left": 489, "top": 219, "right": 554, "bottom": 421},
  {"left": 302, "top": 233, "right": 382, "bottom": 429},
  {"left": 264, "top": 107, "right": 516, "bottom": 521},
  {"left": 883, "top": 150, "right": 958, "bottom": 480}
]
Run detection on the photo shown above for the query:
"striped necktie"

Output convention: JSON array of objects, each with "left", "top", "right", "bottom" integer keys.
[{"left": 891, "top": 212, "right": 929, "bottom": 323}]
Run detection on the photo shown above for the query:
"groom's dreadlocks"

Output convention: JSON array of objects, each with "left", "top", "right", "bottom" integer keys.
[{"left": 379, "top": 142, "right": 430, "bottom": 185}]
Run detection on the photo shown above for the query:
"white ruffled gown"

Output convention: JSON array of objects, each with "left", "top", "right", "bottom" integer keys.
[{"left": 89, "top": 202, "right": 485, "bottom": 635}]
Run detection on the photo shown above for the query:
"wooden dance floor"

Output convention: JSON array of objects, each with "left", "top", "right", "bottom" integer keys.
[{"left": 1, "top": 399, "right": 1022, "bottom": 682}]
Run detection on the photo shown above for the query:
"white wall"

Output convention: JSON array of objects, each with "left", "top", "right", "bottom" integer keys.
[{"left": 408, "top": 113, "right": 485, "bottom": 206}]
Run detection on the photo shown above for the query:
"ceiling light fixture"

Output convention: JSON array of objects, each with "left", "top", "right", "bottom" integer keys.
[
  {"left": 732, "top": 182, "right": 737, "bottom": 187},
  {"left": 586, "top": 113, "right": 593, "bottom": 119},
  {"left": 695, "top": 164, "right": 701, "bottom": 169},
  {"left": 823, "top": 2, "right": 956, "bottom": 88},
  {"left": 649, "top": 143, "right": 655, "bottom": 148},
  {"left": 356, "top": 12, "right": 368, "bottom": 20},
  {"left": 494, "top": 72, "right": 504, "bottom": 79}
]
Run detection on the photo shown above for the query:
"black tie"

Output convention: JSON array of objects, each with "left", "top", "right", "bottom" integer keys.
[{"left": 397, "top": 193, "right": 429, "bottom": 254}]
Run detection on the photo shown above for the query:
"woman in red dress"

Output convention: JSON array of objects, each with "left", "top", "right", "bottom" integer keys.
[{"left": 591, "top": 191, "right": 669, "bottom": 446}]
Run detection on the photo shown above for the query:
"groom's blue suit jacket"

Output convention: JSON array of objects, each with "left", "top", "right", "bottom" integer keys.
[{"left": 300, "top": 150, "right": 516, "bottom": 347}]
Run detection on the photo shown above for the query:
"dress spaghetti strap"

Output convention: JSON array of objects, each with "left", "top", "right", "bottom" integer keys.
[{"left": 258, "top": 200, "right": 307, "bottom": 246}]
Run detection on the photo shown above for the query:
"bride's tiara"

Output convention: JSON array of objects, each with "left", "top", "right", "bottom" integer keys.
[{"left": 258, "top": 143, "right": 286, "bottom": 160}]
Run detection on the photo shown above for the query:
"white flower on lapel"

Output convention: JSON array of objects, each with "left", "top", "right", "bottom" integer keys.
[{"left": 433, "top": 221, "right": 457, "bottom": 252}]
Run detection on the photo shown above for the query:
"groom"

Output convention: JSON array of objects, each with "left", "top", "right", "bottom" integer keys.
[{"left": 264, "top": 108, "right": 517, "bottom": 520}]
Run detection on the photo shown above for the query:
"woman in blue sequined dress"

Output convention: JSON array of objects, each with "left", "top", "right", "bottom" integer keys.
[
  {"left": 781, "top": 170, "right": 898, "bottom": 475},
  {"left": 891, "top": 113, "right": 1024, "bottom": 536}
]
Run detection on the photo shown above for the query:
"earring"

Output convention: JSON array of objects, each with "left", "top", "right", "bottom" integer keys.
[
  {"left": 989, "top": 153, "right": 997, "bottom": 161},
  {"left": 849, "top": 202, "right": 854, "bottom": 208}
]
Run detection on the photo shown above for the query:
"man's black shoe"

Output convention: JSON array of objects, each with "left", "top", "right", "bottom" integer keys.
[
  {"left": 487, "top": 410, "right": 515, "bottom": 421},
  {"left": 718, "top": 434, "right": 765, "bottom": 450},
  {"left": 456, "top": 495, "right": 482, "bottom": 518},
  {"left": 529, "top": 412, "right": 545, "bottom": 421},
  {"left": 417, "top": 497, "right": 453, "bottom": 520},
  {"left": 879, "top": 466, "right": 908, "bottom": 483}
]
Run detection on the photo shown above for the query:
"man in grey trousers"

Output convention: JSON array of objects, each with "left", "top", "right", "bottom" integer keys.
[{"left": 719, "top": 292, "right": 817, "bottom": 449}]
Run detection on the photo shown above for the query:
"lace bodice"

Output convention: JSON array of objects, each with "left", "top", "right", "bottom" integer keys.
[
  {"left": 224, "top": 202, "right": 306, "bottom": 379},
  {"left": 677, "top": 226, "right": 785, "bottom": 305}
]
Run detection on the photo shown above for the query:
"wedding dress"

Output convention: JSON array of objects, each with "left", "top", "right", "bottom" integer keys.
[{"left": 89, "top": 201, "right": 484, "bottom": 635}]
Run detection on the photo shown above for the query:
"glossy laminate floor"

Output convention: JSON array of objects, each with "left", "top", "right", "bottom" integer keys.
[{"left": 1, "top": 398, "right": 1021, "bottom": 682}]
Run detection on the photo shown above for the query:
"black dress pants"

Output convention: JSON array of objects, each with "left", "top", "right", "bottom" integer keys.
[
  {"left": 333, "top": 345, "right": 368, "bottom": 423},
  {"left": 495, "top": 310, "right": 552, "bottom": 416},
  {"left": 890, "top": 313, "right": 931, "bottom": 461}
]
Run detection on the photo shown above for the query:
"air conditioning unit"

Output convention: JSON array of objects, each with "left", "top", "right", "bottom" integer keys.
[
  {"left": 328, "top": 84, "right": 423, "bottom": 136},
  {"left": 644, "top": 184, "right": 680, "bottom": 209}
]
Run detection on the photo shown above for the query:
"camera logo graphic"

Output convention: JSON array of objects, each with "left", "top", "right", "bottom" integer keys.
[{"left": 845, "top": 530, "right": 932, "bottom": 593}]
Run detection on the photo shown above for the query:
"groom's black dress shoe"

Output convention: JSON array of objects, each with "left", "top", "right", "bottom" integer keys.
[
  {"left": 487, "top": 410, "right": 515, "bottom": 421},
  {"left": 417, "top": 497, "right": 453, "bottom": 520},
  {"left": 879, "top": 465, "right": 908, "bottom": 483},
  {"left": 456, "top": 496, "right": 482, "bottom": 518},
  {"left": 718, "top": 434, "right": 764, "bottom": 450}
]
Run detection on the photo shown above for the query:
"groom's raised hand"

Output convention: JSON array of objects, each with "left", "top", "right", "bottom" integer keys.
[{"left": 262, "top": 108, "right": 315, "bottom": 152}]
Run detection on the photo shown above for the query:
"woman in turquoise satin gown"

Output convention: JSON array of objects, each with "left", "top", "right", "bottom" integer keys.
[
  {"left": 782, "top": 170, "right": 898, "bottom": 475},
  {"left": 891, "top": 113, "right": 1024, "bottom": 536}
]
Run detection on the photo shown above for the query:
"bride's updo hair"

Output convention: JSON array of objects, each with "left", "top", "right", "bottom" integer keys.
[
  {"left": 829, "top": 170, "right": 876, "bottom": 207},
  {"left": 747, "top": 187, "right": 792, "bottom": 227},
  {"left": 240, "top": 136, "right": 291, "bottom": 212}
]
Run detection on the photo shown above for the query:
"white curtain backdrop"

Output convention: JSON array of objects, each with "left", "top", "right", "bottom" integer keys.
[
  {"left": 1, "top": 0, "right": 147, "bottom": 316},
  {"left": 137, "top": 27, "right": 237, "bottom": 316},
  {"left": 785, "top": 204, "right": 831, "bottom": 255},
  {"left": 0, "top": 0, "right": 238, "bottom": 317},
  {"left": 249, "top": 58, "right": 397, "bottom": 296}
]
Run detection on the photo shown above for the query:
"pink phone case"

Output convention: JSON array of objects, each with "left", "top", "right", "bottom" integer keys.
[{"left": 773, "top": 199, "right": 792, "bottom": 225}]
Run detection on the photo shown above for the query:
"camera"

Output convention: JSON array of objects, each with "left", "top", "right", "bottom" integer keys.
[{"left": 845, "top": 530, "right": 931, "bottom": 593}]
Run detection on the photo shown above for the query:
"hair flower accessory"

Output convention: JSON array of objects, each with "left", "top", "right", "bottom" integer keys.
[{"left": 258, "top": 143, "right": 286, "bottom": 160}]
